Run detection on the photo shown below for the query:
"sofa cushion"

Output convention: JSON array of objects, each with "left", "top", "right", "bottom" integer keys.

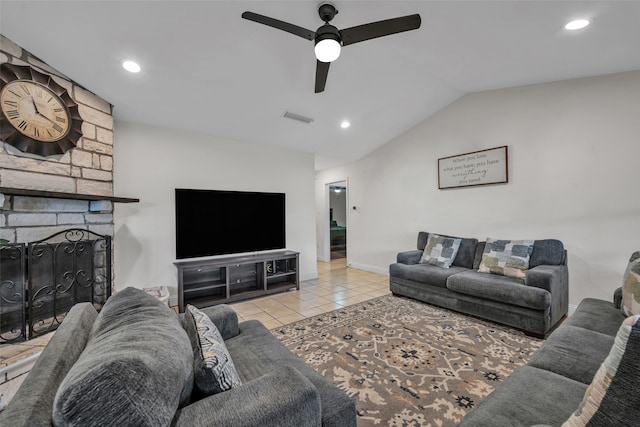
[
  {"left": 52, "top": 287, "right": 193, "bottom": 427},
  {"left": 621, "top": 251, "right": 640, "bottom": 316},
  {"left": 530, "top": 239, "right": 565, "bottom": 268},
  {"left": 417, "top": 231, "right": 478, "bottom": 269},
  {"left": 187, "top": 305, "right": 242, "bottom": 395},
  {"left": 447, "top": 270, "right": 550, "bottom": 310},
  {"left": 562, "top": 315, "right": 640, "bottom": 427},
  {"left": 389, "top": 262, "right": 468, "bottom": 288},
  {"left": 419, "top": 234, "right": 461, "bottom": 268},
  {"left": 565, "top": 298, "right": 624, "bottom": 337},
  {"left": 527, "top": 325, "right": 614, "bottom": 384},
  {"left": 478, "top": 238, "right": 535, "bottom": 279},
  {"left": 458, "top": 366, "right": 587, "bottom": 427},
  {"left": 227, "top": 320, "right": 357, "bottom": 426}
]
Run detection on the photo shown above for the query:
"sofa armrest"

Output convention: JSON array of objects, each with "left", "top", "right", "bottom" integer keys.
[
  {"left": 614, "top": 287, "right": 623, "bottom": 309},
  {"left": 199, "top": 304, "right": 239, "bottom": 340},
  {"left": 172, "top": 366, "right": 321, "bottom": 427},
  {"left": 525, "top": 265, "right": 567, "bottom": 293},
  {"left": 397, "top": 250, "right": 423, "bottom": 265},
  {"left": 525, "top": 264, "right": 569, "bottom": 326},
  {"left": 0, "top": 303, "right": 98, "bottom": 427}
]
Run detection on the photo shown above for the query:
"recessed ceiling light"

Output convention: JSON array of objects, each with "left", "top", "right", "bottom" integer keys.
[
  {"left": 565, "top": 19, "right": 590, "bottom": 30},
  {"left": 122, "top": 60, "right": 141, "bottom": 73},
  {"left": 340, "top": 120, "right": 350, "bottom": 129}
]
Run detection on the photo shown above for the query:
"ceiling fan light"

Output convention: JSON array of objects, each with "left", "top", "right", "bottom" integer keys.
[{"left": 315, "top": 38, "right": 341, "bottom": 62}]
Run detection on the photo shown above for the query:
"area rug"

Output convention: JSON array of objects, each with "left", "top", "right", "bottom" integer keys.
[{"left": 272, "top": 294, "right": 543, "bottom": 426}]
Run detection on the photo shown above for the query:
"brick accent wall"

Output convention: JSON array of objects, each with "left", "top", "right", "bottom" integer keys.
[{"left": 0, "top": 35, "right": 115, "bottom": 244}]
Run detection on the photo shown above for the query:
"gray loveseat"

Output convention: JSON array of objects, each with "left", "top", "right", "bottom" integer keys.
[
  {"left": 390, "top": 231, "right": 568, "bottom": 336},
  {"left": 0, "top": 288, "right": 356, "bottom": 427},
  {"left": 459, "top": 290, "right": 632, "bottom": 426}
]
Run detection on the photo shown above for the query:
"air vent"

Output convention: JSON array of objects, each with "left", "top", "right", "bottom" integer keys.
[{"left": 283, "top": 111, "right": 314, "bottom": 124}]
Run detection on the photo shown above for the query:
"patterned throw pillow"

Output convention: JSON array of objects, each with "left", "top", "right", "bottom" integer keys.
[
  {"left": 478, "top": 238, "right": 535, "bottom": 279},
  {"left": 562, "top": 315, "right": 640, "bottom": 427},
  {"left": 187, "top": 304, "right": 242, "bottom": 395},
  {"left": 419, "top": 234, "right": 462, "bottom": 269},
  {"left": 621, "top": 251, "right": 640, "bottom": 316}
]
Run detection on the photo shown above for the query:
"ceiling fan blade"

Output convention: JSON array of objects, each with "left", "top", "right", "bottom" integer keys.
[
  {"left": 315, "top": 60, "right": 330, "bottom": 93},
  {"left": 242, "top": 11, "right": 315, "bottom": 40},
  {"left": 340, "top": 14, "right": 421, "bottom": 46}
]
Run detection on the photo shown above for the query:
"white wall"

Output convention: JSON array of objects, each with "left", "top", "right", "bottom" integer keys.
[
  {"left": 316, "top": 71, "right": 640, "bottom": 307},
  {"left": 113, "top": 122, "right": 317, "bottom": 297}
]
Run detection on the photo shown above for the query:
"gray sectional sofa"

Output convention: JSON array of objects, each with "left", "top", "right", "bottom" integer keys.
[
  {"left": 390, "top": 231, "right": 568, "bottom": 336},
  {"left": 0, "top": 288, "right": 356, "bottom": 427},
  {"left": 459, "top": 290, "right": 629, "bottom": 426}
]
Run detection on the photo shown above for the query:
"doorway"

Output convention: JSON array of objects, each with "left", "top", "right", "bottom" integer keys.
[{"left": 329, "top": 181, "right": 347, "bottom": 260}]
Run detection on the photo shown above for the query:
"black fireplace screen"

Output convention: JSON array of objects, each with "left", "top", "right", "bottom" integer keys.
[{"left": 0, "top": 229, "right": 112, "bottom": 344}]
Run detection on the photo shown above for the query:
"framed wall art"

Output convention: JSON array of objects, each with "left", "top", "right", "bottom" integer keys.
[{"left": 438, "top": 146, "right": 508, "bottom": 189}]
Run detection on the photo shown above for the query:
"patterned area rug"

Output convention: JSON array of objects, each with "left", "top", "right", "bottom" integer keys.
[{"left": 272, "top": 294, "right": 543, "bottom": 426}]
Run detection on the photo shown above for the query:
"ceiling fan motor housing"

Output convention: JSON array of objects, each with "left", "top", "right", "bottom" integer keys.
[{"left": 315, "top": 24, "right": 341, "bottom": 44}]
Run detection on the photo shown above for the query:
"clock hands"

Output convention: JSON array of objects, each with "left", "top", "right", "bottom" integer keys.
[{"left": 29, "top": 95, "right": 55, "bottom": 123}]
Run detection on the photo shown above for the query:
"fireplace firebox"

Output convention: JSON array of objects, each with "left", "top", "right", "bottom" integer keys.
[{"left": 0, "top": 228, "right": 112, "bottom": 344}]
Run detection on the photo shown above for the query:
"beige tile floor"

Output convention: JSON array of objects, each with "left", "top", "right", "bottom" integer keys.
[
  {"left": 230, "top": 258, "right": 390, "bottom": 329},
  {"left": 0, "top": 259, "right": 390, "bottom": 367}
]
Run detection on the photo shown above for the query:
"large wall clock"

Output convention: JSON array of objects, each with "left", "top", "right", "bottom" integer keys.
[{"left": 0, "top": 63, "right": 83, "bottom": 156}]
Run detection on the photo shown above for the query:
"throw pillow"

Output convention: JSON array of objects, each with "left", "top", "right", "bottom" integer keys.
[
  {"left": 621, "top": 251, "right": 640, "bottom": 316},
  {"left": 478, "top": 238, "right": 535, "bottom": 279},
  {"left": 562, "top": 315, "right": 640, "bottom": 427},
  {"left": 52, "top": 287, "right": 193, "bottom": 427},
  {"left": 187, "top": 304, "right": 242, "bottom": 395},
  {"left": 419, "top": 234, "right": 462, "bottom": 268}
]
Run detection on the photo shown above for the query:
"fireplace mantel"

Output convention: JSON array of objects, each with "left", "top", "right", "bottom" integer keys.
[{"left": 0, "top": 187, "right": 139, "bottom": 203}]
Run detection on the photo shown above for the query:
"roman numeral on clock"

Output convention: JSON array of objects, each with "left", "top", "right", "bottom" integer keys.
[
  {"left": 6, "top": 109, "right": 20, "bottom": 119},
  {"left": 4, "top": 100, "right": 18, "bottom": 108},
  {"left": 18, "top": 120, "right": 28, "bottom": 130},
  {"left": 52, "top": 123, "right": 63, "bottom": 133}
]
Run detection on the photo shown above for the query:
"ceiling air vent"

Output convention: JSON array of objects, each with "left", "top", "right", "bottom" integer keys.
[{"left": 283, "top": 111, "right": 314, "bottom": 124}]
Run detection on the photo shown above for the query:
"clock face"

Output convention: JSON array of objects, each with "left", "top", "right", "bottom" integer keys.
[
  {"left": 1, "top": 80, "right": 71, "bottom": 142},
  {"left": 0, "top": 64, "right": 83, "bottom": 156}
]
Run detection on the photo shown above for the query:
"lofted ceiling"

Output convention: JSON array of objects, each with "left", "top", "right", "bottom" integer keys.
[{"left": 2, "top": 1, "right": 639, "bottom": 170}]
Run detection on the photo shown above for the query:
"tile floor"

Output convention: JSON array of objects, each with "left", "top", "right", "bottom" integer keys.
[
  {"left": 230, "top": 258, "right": 390, "bottom": 329},
  {"left": 0, "top": 259, "right": 390, "bottom": 367}
]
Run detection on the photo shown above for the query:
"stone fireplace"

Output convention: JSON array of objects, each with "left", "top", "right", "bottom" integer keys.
[{"left": 1, "top": 36, "right": 137, "bottom": 344}]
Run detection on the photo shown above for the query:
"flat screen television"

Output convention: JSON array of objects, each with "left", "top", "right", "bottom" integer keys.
[{"left": 175, "top": 188, "right": 286, "bottom": 259}]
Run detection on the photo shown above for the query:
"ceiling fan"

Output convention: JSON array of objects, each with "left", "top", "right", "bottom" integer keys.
[{"left": 242, "top": 3, "right": 421, "bottom": 93}]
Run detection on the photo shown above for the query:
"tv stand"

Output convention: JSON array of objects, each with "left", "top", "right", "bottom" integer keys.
[{"left": 174, "top": 250, "right": 299, "bottom": 312}]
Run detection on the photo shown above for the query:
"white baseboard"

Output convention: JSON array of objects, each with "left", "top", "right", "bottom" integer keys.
[
  {"left": 567, "top": 303, "right": 578, "bottom": 317},
  {"left": 347, "top": 262, "right": 389, "bottom": 276}
]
